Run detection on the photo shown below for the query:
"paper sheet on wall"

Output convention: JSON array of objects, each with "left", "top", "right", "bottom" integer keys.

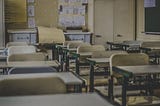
[
  {"left": 27, "top": 0, "right": 34, "bottom": 3},
  {"left": 28, "top": 17, "right": 36, "bottom": 28},
  {"left": 58, "top": 0, "right": 86, "bottom": 28},
  {"left": 59, "top": 15, "right": 85, "bottom": 27},
  {"left": 28, "top": 5, "right": 35, "bottom": 16},
  {"left": 144, "top": 0, "right": 156, "bottom": 8},
  {"left": 73, "top": 15, "right": 85, "bottom": 27},
  {"left": 60, "top": 5, "right": 73, "bottom": 14},
  {"left": 73, "top": 6, "right": 85, "bottom": 15},
  {"left": 59, "top": 0, "right": 88, "bottom": 4},
  {"left": 60, "top": 5, "right": 85, "bottom": 15},
  {"left": 82, "top": 0, "right": 88, "bottom": 3}
]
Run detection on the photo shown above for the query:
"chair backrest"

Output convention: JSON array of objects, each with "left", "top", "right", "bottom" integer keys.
[
  {"left": 6, "top": 42, "right": 28, "bottom": 48},
  {"left": 91, "top": 45, "right": 106, "bottom": 51},
  {"left": 67, "top": 41, "right": 84, "bottom": 49},
  {"left": 110, "top": 53, "right": 149, "bottom": 74},
  {"left": 77, "top": 44, "right": 104, "bottom": 53},
  {"left": 77, "top": 45, "right": 105, "bottom": 62},
  {"left": 63, "top": 40, "right": 83, "bottom": 46},
  {"left": 38, "top": 26, "right": 65, "bottom": 44},
  {"left": 92, "top": 50, "right": 127, "bottom": 58},
  {"left": 7, "top": 53, "right": 47, "bottom": 62},
  {"left": 0, "top": 75, "right": 66, "bottom": 96},
  {"left": 8, "top": 45, "right": 36, "bottom": 56},
  {"left": 8, "top": 67, "right": 57, "bottom": 74}
]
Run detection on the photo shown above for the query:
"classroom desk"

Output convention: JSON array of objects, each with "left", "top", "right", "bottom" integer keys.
[
  {"left": 0, "top": 60, "right": 60, "bottom": 73},
  {"left": 72, "top": 52, "right": 92, "bottom": 75},
  {"left": 107, "top": 41, "right": 141, "bottom": 52},
  {"left": 36, "top": 43, "right": 63, "bottom": 60},
  {"left": 110, "top": 65, "right": 160, "bottom": 106},
  {"left": 86, "top": 58, "right": 110, "bottom": 92},
  {"left": 0, "top": 72, "right": 83, "bottom": 93},
  {"left": 54, "top": 44, "right": 68, "bottom": 71},
  {"left": 62, "top": 48, "right": 77, "bottom": 71},
  {"left": 106, "top": 42, "right": 124, "bottom": 50},
  {"left": 140, "top": 47, "right": 160, "bottom": 64},
  {"left": 0, "top": 93, "right": 114, "bottom": 106},
  {"left": 140, "top": 46, "right": 160, "bottom": 52}
]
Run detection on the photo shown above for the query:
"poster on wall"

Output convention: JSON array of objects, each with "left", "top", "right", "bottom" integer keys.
[
  {"left": 27, "top": 0, "right": 34, "bottom": 3},
  {"left": 144, "top": 0, "right": 156, "bottom": 8},
  {"left": 28, "top": 17, "right": 35, "bottom": 28},
  {"left": 58, "top": 0, "right": 86, "bottom": 28},
  {"left": 28, "top": 5, "right": 35, "bottom": 16}
]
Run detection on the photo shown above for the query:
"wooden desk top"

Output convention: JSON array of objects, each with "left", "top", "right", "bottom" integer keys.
[
  {"left": 148, "top": 47, "right": 160, "bottom": 50},
  {"left": 0, "top": 72, "right": 82, "bottom": 85},
  {"left": 113, "top": 65, "right": 160, "bottom": 77},
  {"left": 87, "top": 58, "right": 110, "bottom": 64},
  {"left": 78, "top": 52, "right": 92, "bottom": 56},
  {"left": 0, "top": 93, "right": 113, "bottom": 106},
  {"left": 0, "top": 60, "right": 60, "bottom": 68}
]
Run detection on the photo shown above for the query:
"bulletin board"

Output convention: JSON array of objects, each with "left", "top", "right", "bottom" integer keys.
[
  {"left": 5, "top": 0, "right": 27, "bottom": 23},
  {"left": 58, "top": 0, "right": 88, "bottom": 29},
  {"left": 27, "top": 0, "right": 36, "bottom": 28}
]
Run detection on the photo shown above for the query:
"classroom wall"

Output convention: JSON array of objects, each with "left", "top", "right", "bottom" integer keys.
[
  {"left": 87, "top": 0, "right": 94, "bottom": 32},
  {"left": 137, "top": 0, "right": 160, "bottom": 41},
  {"left": 35, "top": 0, "right": 58, "bottom": 27},
  {"left": 0, "top": 0, "right": 5, "bottom": 47},
  {"left": 3, "top": 0, "right": 160, "bottom": 45},
  {"left": 5, "top": 0, "right": 27, "bottom": 29},
  {"left": 35, "top": 0, "right": 93, "bottom": 31}
]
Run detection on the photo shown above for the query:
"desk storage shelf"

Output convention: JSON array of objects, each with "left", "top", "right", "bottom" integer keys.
[
  {"left": 64, "top": 32, "right": 92, "bottom": 43},
  {"left": 8, "top": 29, "right": 37, "bottom": 44}
]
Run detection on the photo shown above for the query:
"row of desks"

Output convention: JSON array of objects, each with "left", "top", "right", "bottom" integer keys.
[
  {"left": 0, "top": 60, "right": 83, "bottom": 93},
  {"left": 49, "top": 43, "right": 160, "bottom": 106},
  {"left": 0, "top": 60, "right": 60, "bottom": 74},
  {"left": 0, "top": 72, "right": 83, "bottom": 93},
  {"left": 107, "top": 41, "right": 160, "bottom": 64},
  {"left": 64, "top": 49, "right": 160, "bottom": 106},
  {"left": 0, "top": 93, "right": 114, "bottom": 106},
  {"left": 0, "top": 44, "right": 115, "bottom": 106},
  {"left": 110, "top": 65, "right": 160, "bottom": 106}
]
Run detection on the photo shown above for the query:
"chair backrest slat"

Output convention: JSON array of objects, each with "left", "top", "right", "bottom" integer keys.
[{"left": 8, "top": 46, "right": 36, "bottom": 56}]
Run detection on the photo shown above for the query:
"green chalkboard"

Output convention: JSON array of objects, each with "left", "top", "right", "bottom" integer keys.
[{"left": 145, "top": 0, "right": 160, "bottom": 32}]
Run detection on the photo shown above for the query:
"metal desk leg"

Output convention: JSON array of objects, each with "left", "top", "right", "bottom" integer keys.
[
  {"left": 66, "top": 54, "right": 69, "bottom": 72},
  {"left": 75, "top": 57, "right": 80, "bottom": 75},
  {"left": 108, "top": 75, "right": 114, "bottom": 101},
  {"left": 52, "top": 45, "right": 55, "bottom": 60},
  {"left": 74, "top": 85, "right": 82, "bottom": 93},
  {"left": 63, "top": 51, "right": 68, "bottom": 72},
  {"left": 89, "top": 64, "right": 94, "bottom": 92},
  {"left": 122, "top": 76, "right": 128, "bottom": 106}
]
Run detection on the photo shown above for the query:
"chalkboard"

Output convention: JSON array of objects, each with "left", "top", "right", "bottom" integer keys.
[{"left": 145, "top": 0, "right": 160, "bottom": 32}]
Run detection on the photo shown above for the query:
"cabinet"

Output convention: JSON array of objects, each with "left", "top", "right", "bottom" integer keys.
[
  {"left": 0, "top": 0, "right": 5, "bottom": 47},
  {"left": 8, "top": 29, "right": 37, "bottom": 44},
  {"left": 64, "top": 32, "right": 92, "bottom": 43}
]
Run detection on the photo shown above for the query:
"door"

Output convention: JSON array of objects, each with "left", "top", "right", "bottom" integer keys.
[
  {"left": 0, "top": 0, "right": 5, "bottom": 47},
  {"left": 113, "top": 0, "right": 135, "bottom": 42},
  {"left": 94, "top": 0, "right": 114, "bottom": 45}
]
